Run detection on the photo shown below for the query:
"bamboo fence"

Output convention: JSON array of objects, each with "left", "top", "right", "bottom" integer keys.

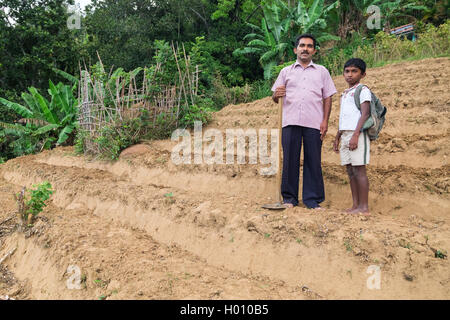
[{"left": 78, "top": 45, "right": 200, "bottom": 156}]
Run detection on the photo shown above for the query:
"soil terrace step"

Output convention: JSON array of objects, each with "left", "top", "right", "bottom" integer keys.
[
  {"left": 1, "top": 153, "right": 449, "bottom": 299},
  {"left": 32, "top": 151, "right": 450, "bottom": 196}
]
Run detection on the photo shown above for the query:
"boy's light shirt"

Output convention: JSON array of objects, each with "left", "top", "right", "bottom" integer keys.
[{"left": 339, "top": 84, "right": 371, "bottom": 131}]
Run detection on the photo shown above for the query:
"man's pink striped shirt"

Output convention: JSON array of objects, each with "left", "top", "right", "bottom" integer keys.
[{"left": 271, "top": 61, "right": 337, "bottom": 130}]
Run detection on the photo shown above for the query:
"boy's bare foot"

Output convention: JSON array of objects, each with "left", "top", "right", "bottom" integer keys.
[
  {"left": 344, "top": 207, "right": 369, "bottom": 215},
  {"left": 356, "top": 206, "right": 370, "bottom": 215},
  {"left": 358, "top": 209, "right": 370, "bottom": 216},
  {"left": 282, "top": 202, "right": 294, "bottom": 208},
  {"left": 345, "top": 208, "right": 370, "bottom": 215}
]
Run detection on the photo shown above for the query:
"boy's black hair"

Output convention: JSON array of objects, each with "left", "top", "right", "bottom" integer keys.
[
  {"left": 344, "top": 58, "right": 367, "bottom": 74},
  {"left": 295, "top": 34, "right": 317, "bottom": 49}
]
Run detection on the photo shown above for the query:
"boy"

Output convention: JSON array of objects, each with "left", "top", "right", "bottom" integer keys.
[{"left": 333, "top": 58, "right": 371, "bottom": 214}]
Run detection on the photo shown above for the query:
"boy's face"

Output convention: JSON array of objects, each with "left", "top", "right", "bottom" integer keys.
[
  {"left": 294, "top": 38, "right": 316, "bottom": 62},
  {"left": 344, "top": 66, "right": 366, "bottom": 86}
]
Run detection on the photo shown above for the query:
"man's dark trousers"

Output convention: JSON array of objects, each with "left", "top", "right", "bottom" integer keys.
[{"left": 281, "top": 125, "right": 325, "bottom": 208}]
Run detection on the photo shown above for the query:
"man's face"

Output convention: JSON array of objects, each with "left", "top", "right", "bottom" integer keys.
[
  {"left": 344, "top": 66, "right": 366, "bottom": 85},
  {"left": 294, "top": 37, "right": 316, "bottom": 62}
]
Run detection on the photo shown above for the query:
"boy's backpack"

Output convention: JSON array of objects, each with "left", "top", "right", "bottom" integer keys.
[{"left": 354, "top": 84, "right": 387, "bottom": 141}]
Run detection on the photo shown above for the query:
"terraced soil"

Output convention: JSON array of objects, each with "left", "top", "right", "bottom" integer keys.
[{"left": 0, "top": 57, "right": 449, "bottom": 300}]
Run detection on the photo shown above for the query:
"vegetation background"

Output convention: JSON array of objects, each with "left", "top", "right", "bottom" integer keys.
[{"left": 0, "top": 0, "right": 448, "bottom": 161}]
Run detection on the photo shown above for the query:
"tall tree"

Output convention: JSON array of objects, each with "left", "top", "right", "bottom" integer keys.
[
  {"left": 83, "top": 0, "right": 215, "bottom": 71},
  {"left": 0, "top": 0, "right": 84, "bottom": 98}
]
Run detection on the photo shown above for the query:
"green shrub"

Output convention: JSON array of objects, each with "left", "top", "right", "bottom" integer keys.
[
  {"left": 250, "top": 80, "right": 272, "bottom": 101},
  {"left": 178, "top": 104, "right": 213, "bottom": 129},
  {"left": 26, "top": 182, "right": 53, "bottom": 217},
  {"left": 74, "top": 127, "right": 88, "bottom": 155},
  {"left": 15, "top": 181, "right": 53, "bottom": 226},
  {"left": 92, "top": 117, "right": 146, "bottom": 160},
  {"left": 76, "top": 108, "right": 180, "bottom": 160},
  {"left": 209, "top": 74, "right": 252, "bottom": 109},
  {"left": 147, "top": 112, "right": 178, "bottom": 139},
  {"left": 354, "top": 21, "right": 450, "bottom": 69}
]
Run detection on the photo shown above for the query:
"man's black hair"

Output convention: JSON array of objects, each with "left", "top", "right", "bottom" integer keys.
[
  {"left": 295, "top": 34, "right": 317, "bottom": 49},
  {"left": 344, "top": 58, "right": 367, "bottom": 74}
]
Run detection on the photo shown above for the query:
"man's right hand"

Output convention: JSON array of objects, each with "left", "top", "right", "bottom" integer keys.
[{"left": 272, "top": 85, "right": 286, "bottom": 103}]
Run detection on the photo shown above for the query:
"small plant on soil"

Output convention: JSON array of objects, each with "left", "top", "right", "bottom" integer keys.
[
  {"left": 14, "top": 181, "right": 53, "bottom": 227},
  {"left": 93, "top": 279, "right": 108, "bottom": 288},
  {"left": 398, "top": 239, "right": 412, "bottom": 249},
  {"left": 164, "top": 192, "right": 175, "bottom": 205},
  {"left": 435, "top": 250, "right": 447, "bottom": 259},
  {"left": 156, "top": 156, "right": 167, "bottom": 164},
  {"left": 344, "top": 239, "right": 353, "bottom": 252}
]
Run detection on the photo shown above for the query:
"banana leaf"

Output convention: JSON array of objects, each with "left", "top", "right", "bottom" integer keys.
[
  {"left": 33, "top": 123, "right": 60, "bottom": 135},
  {"left": 52, "top": 67, "right": 79, "bottom": 85},
  {"left": 60, "top": 113, "right": 76, "bottom": 125},
  {"left": 57, "top": 124, "right": 75, "bottom": 145},
  {"left": 0, "top": 98, "right": 33, "bottom": 118},
  {"left": 49, "top": 80, "right": 70, "bottom": 115},
  {"left": 248, "top": 39, "right": 271, "bottom": 48},
  {"left": 21, "top": 92, "right": 42, "bottom": 119},
  {"left": 28, "top": 87, "right": 58, "bottom": 124}
]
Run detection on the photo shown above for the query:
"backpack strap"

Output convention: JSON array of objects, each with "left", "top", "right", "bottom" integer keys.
[{"left": 353, "top": 84, "right": 365, "bottom": 111}]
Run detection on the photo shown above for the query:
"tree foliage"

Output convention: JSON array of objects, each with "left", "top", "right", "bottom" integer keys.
[
  {"left": 234, "top": 0, "right": 339, "bottom": 79},
  {"left": 0, "top": 0, "right": 85, "bottom": 98}
]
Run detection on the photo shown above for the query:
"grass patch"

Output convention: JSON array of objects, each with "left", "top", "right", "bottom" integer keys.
[
  {"left": 93, "top": 279, "right": 108, "bottom": 288},
  {"left": 398, "top": 239, "right": 412, "bottom": 249},
  {"left": 344, "top": 239, "right": 353, "bottom": 252},
  {"left": 164, "top": 192, "right": 175, "bottom": 204}
]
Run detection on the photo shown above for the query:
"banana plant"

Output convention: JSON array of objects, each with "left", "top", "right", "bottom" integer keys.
[
  {"left": 0, "top": 79, "right": 78, "bottom": 145},
  {"left": 89, "top": 61, "right": 143, "bottom": 107},
  {"left": 234, "top": 0, "right": 340, "bottom": 79},
  {"left": 0, "top": 121, "right": 55, "bottom": 156},
  {"left": 282, "top": 0, "right": 340, "bottom": 43},
  {"left": 233, "top": 1, "right": 292, "bottom": 79}
]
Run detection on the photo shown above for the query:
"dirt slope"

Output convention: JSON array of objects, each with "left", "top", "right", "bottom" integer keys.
[{"left": 1, "top": 57, "right": 449, "bottom": 300}]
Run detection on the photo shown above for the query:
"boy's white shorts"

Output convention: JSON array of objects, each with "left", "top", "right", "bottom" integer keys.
[{"left": 340, "top": 130, "right": 370, "bottom": 166}]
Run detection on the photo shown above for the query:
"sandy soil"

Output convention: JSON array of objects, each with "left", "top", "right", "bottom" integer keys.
[{"left": 0, "top": 57, "right": 449, "bottom": 300}]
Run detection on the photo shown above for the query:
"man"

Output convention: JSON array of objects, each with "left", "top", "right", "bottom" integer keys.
[{"left": 272, "top": 34, "right": 337, "bottom": 209}]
